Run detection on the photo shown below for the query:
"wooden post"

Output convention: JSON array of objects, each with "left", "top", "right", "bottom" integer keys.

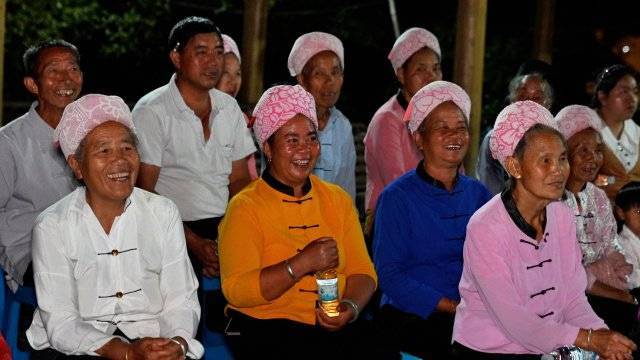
[
  {"left": 533, "top": 0, "right": 555, "bottom": 64},
  {"left": 0, "top": 0, "right": 6, "bottom": 125},
  {"left": 453, "top": 0, "right": 487, "bottom": 177},
  {"left": 240, "top": 0, "right": 268, "bottom": 106}
]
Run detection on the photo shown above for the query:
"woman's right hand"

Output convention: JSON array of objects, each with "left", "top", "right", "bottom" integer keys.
[
  {"left": 590, "top": 329, "right": 636, "bottom": 360},
  {"left": 297, "top": 237, "right": 338, "bottom": 274}
]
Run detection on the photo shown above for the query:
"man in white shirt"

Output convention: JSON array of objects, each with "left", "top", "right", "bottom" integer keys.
[
  {"left": 132, "top": 17, "right": 255, "bottom": 283},
  {"left": 27, "top": 94, "right": 203, "bottom": 359},
  {"left": 0, "top": 39, "right": 82, "bottom": 293}
]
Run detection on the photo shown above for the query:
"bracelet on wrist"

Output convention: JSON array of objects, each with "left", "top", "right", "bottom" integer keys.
[
  {"left": 284, "top": 259, "right": 297, "bottom": 281},
  {"left": 170, "top": 338, "right": 186, "bottom": 359},
  {"left": 340, "top": 298, "right": 360, "bottom": 323},
  {"left": 586, "top": 328, "right": 592, "bottom": 350}
]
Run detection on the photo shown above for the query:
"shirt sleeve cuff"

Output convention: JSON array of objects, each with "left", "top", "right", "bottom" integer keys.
[{"left": 170, "top": 330, "right": 204, "bottom": 359}]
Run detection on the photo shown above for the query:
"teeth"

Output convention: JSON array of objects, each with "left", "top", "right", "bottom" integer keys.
[
  {"left": 445, "top": 144, "right": 461, "bottom": 150},
  {"left": 107, "top": 172, "right": 129, "bottom": 181},
  {"left": 293, "top": 160, "right": 309, "bottom": 166},
  {"left": 56, "top": 89, "right": 74, "bottom": 96}
]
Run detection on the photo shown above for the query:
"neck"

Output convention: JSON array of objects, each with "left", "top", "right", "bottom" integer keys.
[
  {"left": 511, "top": 183, "right": 549, "bottom": 239},
  {"left": 86, "top": 191, "right": 127, "bottom": 234},
  {"left": 316, "top": 106, "right": 331, "bottom": 131},
  {"left": 598, "top": 108, "right": 625, "bottom": 138},
  {"left": 268, "top": 169, "right": 306, "bottom": 197},
  {"left": 423, "top": 161, "right": 458, "bottom": 191},
  {"left": 175, "top": 75, "right": 212, "bottom": 117},
  {"left": 35, "top": 102, "right": 64, "bottom": 129},
  {"left": 566, "top": 178, "right": 587, "bottom": 195}
]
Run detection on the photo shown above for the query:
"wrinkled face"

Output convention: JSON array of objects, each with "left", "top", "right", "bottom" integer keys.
[
  {"left": 413, "top": 101, "right": 469, "bottom": 168},
  {"left": 567, "top": 128, "right": 604, "bottom": 184},
  {"left": 263, "top": 115, "right": 320, "bottom": 188},
  {"left": 599, "top": 74, "right": 639, "bottom": 121},
  {"left": 515, "top": 76, "right": 548, "bottom": 108},
  {"left": 397, "top": 47, "right": 442, "bottom": 99},
  {"left": 621, "top": 206, "right": 640, "bottom": 237},
  {"left": 509, "top": 131, "right": 569, "bottom": 201},
  {"left": 171, "top": 32, "right": 224, "bottom": 91},
  {"left": 25, "top": 46, "right": 83, "bottom": 110},
  {"left": 69, "top": 121, "right": 140, "bottom": 206},
  {"left": 216, "top": 53, "right": 242, "bottom": 97},
  {"left": 299, "top": 51, "right": 343, "bottom": 110}
]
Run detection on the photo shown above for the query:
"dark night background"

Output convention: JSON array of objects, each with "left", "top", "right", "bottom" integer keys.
[{"left": 4, "top": 0, "right": 640, "bottom": 132}]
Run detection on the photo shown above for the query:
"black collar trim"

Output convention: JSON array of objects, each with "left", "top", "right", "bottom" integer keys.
[
  {"left": 416, "top": 160, "right": 459, "bottom": 191},
  {"left": 262, "top": 167, "right": 312, "bottom": 197},
  {"left": 501, "top": 187, "right": 542, "bottom": 240},
  {"left": 396, "top": 89, "right": 409, "bottom": 110}
]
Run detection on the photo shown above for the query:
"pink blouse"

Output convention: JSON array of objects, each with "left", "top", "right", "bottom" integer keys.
[
  {"left": 453, "top": 197, "right": 606, "bottom": 354},
  {"left": 364, "top": 94, "right": 422, "bottom": 211},
  {"left": 563, "top": 182, "right": 631, "bottom": 290}
]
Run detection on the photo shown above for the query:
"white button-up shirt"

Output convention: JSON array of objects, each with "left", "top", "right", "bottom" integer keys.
[
  {"left": 132, "top": 75, "right": 256, "bottom": 221},
  {"left": 600, "top": 119, "right": 640, "bottom": 172},
  {"left": 26, "top": 187, "right": 203, "bottom": 358}
]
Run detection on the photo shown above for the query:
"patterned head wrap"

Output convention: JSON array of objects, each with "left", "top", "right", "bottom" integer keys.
[
  {"left": 252, "top": 85, "right": 318, "bottom": 149},
  {"left": 404, "top": 81, "right": 471, "bottom": 133},
  {"left": 287, "top": 32, "right": 344, "bottom": 77},
  {"left": 554, "top": 105, "right": 602, "bottom": 140},
  {"left": 388, "top": 27, "right": 441, "bottom": 71},
  {"left": 54, "top": 94, "right": 135, "bottom": 159}
]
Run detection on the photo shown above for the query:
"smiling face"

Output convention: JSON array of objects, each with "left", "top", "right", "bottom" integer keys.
[
  {"left": 508, "top": 130, "right": 569, "bottom": 201},
  {"left": 171, "top": 32, "right": 224, "bottom": 91},
  {"left": 298, "top": 50, "right": 344, "bottom": 111},
  {"left": 24, "top": 46, "right": 83, "bottom": 119},
  {"left": 598, "top": 74, "right": 639, "bottom": 122},
  {"left": 263, "top": 114, "right": 320, "bottom": 189},
  {"left": 567, "top": 128, "right": 604, "bottom": 185},
  {"left": 413, "top": 101, "right": 469, "bottom": 169},
  {"left": 68, "top": 121, "right": 140, "bottom": 208},
  {"left": 216, "top": 53, "right": 242, "bottom": 97}
]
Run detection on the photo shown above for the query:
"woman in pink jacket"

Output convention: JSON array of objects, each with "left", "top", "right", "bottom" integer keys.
[{"left": 452, "top": 101, "right": 635, "bottom": 359}]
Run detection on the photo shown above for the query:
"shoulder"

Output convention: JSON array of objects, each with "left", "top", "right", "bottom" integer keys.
[
  {"left": 34, "top": 189, "right": 82, "bottom": 229},
  {"left": 134, "top": 84, "right": 171, "bottom": 110},
  {"left": 133, "top": 188, "right": 178, "bottom": 213},
  {"left": 459, "top": 175, "right": 491, "bottom": 194},
  {"left": 547, "top": 200, "right": 575, "bottom": 225},
  {"left": 212, "top": 88, "right": 241, "bottom": 112},
  {"left": 378, "top": 171, "right": 420, "bottom": 201},
  {"left": 0, "top": 112, "right": 29, "bottom": 142},
  {"left": 370, "top": 96, "right": 402, "bottom": 125},
  {"left": 466, "top": 195, "right": 506, "bottom": 233}
]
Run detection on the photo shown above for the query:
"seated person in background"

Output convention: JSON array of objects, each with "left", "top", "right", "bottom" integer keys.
[
  {"left": 288, "top": 32, "right": 356, "bottom": 200},
  {"left": 218, "top": 85, "right": 395, "bottom": 359},
  {"left": 476, "top": 69, "right": 554, "bottom": 195},
  {"left": 372, "top": 81, "right": 492, "bottom": 359},
  {"left": 216, "top": 33, "right": 258, "bottom": 180},
  {"left": 616, "top": 182, "right": 640, "bottom": 296},
  {"left": 453, "top": 101, "right": 635, "bottom": 359},
  {"left": 27, "top": 94, "right": 202, "bottom": 359},
  {"left": 556, "top": 105, "right": 638, "bottom": 337}
]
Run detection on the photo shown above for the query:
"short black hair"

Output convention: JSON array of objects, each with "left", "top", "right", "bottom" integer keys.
[
  {"left": 591, "top": 64, "right": 638, "bottom": 108},
  {"left": 168, "top": 16, "right": 221, "bottom": 53},
  {"left": 23, "top": 39, "right": 80, "bottom": 78},
  {"left": 615, "top": 181, "right": 640, "bottom": 212}
]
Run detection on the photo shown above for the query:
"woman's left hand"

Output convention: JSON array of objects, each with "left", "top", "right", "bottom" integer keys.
[{"left": 315, "top": 302, "right": 354, "bottom": 332}]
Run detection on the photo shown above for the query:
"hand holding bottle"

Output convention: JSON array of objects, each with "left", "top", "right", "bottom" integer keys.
[{"left": 298, "top": 237, "right": 338, "bottom": 274}]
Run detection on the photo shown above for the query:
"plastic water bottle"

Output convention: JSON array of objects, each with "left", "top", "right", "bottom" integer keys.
[
  {"left": 541, "top": 347, "right": 598, "bottom": 359},
  {"left": 316, "top": 268, "right": 339, "bottom": 317}
]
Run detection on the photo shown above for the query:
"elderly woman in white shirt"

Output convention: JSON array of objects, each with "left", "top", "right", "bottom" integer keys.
[{"left": 26, "top": 94, "right": 203, "bottom": 359}]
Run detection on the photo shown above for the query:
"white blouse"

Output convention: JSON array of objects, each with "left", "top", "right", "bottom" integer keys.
[
  {"left": 600, "top": 119, "right": 640, "bottom": 172},
  {"left": 619, "top": 225, "right": 640, "bottom": 289},
  {"left": 26, "top": 187, "right": 203, "bottom": 358}
]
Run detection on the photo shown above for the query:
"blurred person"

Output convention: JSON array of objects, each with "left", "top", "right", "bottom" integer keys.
[
  {"left": 476, "top": 72, "right": 554, "bottom": 194},
  {"left": 218, "top": 85, "right": 395, "bottom": 359},
  {"left": 592, "top": 65, "right": 640, "bottom": 199},
  {"left": 26, "top": 94, "right": 202, "bottom": 359},
  {"left": 556, "top": 105, "right": 637, "bottom": 338},
  {"left": 616, "top": 182, "right": 640, "bottom": 292},
  {"left": 364, "top": 28, "right": 442, "bottom": 231},
  {"left": 372, "top": 81, "right": 492, "bottom": 359},
  {"left": 288, "top": 32, "right": 356, "bottom": 200},
  {"left": 453, "top": 101, "right": 635, "bottom": 359},
  {"left": 216, "top": 33, "right": 258, "bottom": 180}
]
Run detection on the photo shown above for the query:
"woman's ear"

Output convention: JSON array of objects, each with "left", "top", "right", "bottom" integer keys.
[
  {"left": 504, "top": 156, "right": 522, "bottom": 179},
  {"left": 412, "top": 131, "right": 423, "bottom": 151},
  {"left": 263, "top": 141, "right": 273, "bottom": 164},
  {"left": 615, "top": 205, "right": 626, "bottom": 222},
  {"left": 67, "top": 155, "right": 84, "bottom": 180}
]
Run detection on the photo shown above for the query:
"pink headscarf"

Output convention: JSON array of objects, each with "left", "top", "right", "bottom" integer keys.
[
  {"left": 388, "top": 27, "right": 441, "bottom": 72},
  {"left": 252, "top": 85, "right": 318, "bottom": 149},
  {"left": 287, "top": 32, "right": 344, "bottom": 77},
  {"left": 221, "top": 33, "right": 241, "bottom": 63},
  {"left": 54, "top": 94, "right": 135, "bottom": 159},
  {"left": 490, "top": 100, "right": 557, "bottom": 167},
  {"left": 404, "top": 81, "right": 471, "bottom": 133},
  {"left": 554, "top": 105, "right": 602, "bottom": 140}
]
